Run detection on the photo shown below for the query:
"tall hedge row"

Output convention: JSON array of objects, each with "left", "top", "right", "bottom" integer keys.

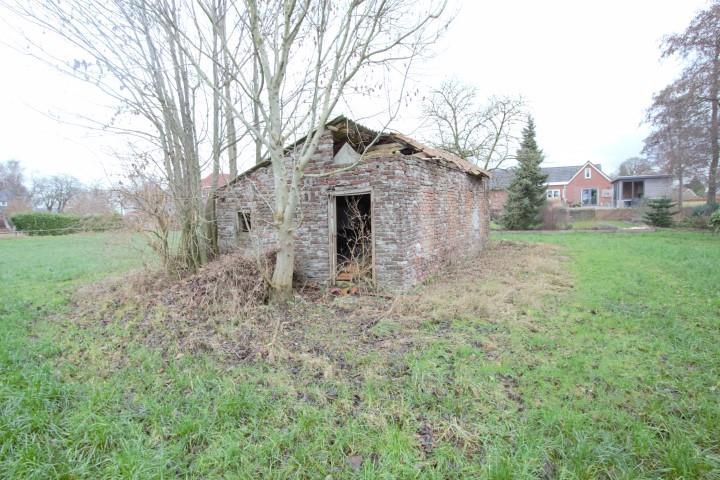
[{"left": 10, "top": 212, "right": 123, "bottom": 236}]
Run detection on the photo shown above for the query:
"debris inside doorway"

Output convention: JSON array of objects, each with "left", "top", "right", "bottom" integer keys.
[{"left": 335, "top": 194, "right": 373, "bottom": 289}]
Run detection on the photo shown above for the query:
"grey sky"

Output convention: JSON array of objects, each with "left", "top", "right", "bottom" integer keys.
[{"left": 0, "top": 0, "right": 709, "bottom": 183}]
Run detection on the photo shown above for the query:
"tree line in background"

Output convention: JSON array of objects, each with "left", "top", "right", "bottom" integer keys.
[
  {"left": 640, "top": 1, "right": 720, "bottom": 211},
  {"left": 0, "top": 159, "right": 115, "bottom": 216}
]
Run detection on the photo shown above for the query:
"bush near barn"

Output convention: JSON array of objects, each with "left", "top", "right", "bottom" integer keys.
[
  {"left": 11, "top": 212, "right": 123, "bottom": 235},
  {"left": 710, "top": 209, "right": 720, "bottom": 232}
]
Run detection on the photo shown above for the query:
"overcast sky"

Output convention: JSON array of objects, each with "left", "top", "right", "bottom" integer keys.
[{"left": 0, "top": 0, "right": 710, "bottom": 184}]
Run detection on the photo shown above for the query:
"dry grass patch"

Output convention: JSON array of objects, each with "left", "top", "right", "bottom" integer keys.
[{"left": 67, "top": 240, "right": 569, "bottom": 382}]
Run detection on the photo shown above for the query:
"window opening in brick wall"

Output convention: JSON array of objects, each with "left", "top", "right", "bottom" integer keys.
[{"left": 236, "top": 211, "right": 251, "bottom": 238}]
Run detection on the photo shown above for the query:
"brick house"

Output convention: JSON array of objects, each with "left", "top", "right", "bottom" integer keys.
[
  {"left": 200, "top": 172, "right": 231, "bottom": 199},
  {"left": 490, "top": 161, "right": 613, "bottom": 209},
  {"left": 545, "top": 162, "right": 613, "bottom": 207},
  {"left": 488, "top": 169, "right": 514, "bottom": 218},
  {"left": 0, "top": 190, "right": 13, "bottom": 233},
  {"left": 215, "top": 117, "right": 490, "bottom": 291}
]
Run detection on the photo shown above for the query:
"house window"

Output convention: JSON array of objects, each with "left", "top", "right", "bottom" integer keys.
[
  {"left": 0, "top": 201, "right": 7, "bottom": 207},
  {"left": 546, "top": 189, "right": 560, "bottom": 199},
  {"left": 582, "top": 188, "right": 598, "bottom": 206},
  {"left": 584, "top": 167, "right": 592, "bottom": 179},
  {"left": 236, "top": 211, "right": 251, "bottom": 235}
]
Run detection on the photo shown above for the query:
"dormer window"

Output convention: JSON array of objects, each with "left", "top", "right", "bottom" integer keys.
[{"left": 584, "top": 167, "right": 591, "bottom": 179}]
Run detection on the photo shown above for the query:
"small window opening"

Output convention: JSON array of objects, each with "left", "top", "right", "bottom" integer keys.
[
  {"left": 584, "top": 167, "right": 592, "bottom": 179},
  {"left": 236, "top": 211, "right": 251, "bottom": 235},
  {"left": 335, "top": 194, "right": 372, "bottom": 285}
]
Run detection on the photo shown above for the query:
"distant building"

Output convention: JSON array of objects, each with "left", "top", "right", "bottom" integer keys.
[
  {"left": 0, "top": 190, "right": 10, "bottom": 212},
  {"left": 0, "top": 190, "right": 13, "bottom": 232},
  {"left": 201, "top": 173, "right": 232, "bottom": 198},
  {"left": 489, "top": 161, "right": 614, "bottom": 210},
  {"left": 611, "top": 174, "right": 673, "bottom": 208}
]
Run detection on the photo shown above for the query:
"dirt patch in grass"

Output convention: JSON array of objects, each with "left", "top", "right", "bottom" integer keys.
[{"left": 68, "top": 240, "right": 569, "bottom": 378}]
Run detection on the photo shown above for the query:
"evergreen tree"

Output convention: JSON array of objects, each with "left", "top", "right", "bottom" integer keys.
[
  {"left": 644, "top": 198, "right": 677, "bottom": 227},
  {"left": 500, "top": 117, "right": 548, "bottom": 230}
]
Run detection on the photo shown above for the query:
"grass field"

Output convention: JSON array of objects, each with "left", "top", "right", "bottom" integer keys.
[
  {"left": 1, "top": 231, "right": 719, "bottom": 478},
  {"left": 567, "top": 219, "right": 638, "bottom": 230}
]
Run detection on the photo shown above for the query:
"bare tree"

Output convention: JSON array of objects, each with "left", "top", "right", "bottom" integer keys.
[
  {"left": 115, "top": 166, "right": 175, "bottom": 270},
  {"left": 6, "top": 0, "right": 239, "bottom": 272},
  {"left": 422, "top": 79, "right": 525, "bottom": 171},
  {"left": 31, "top": 174, "right": 81, "bottom": 212},
  {"left": 0, "top": 160, "right": 32, "bottom": 214},
  {"left": 177, "top": 0, "right": 449, "bottom": 301},
  {"left": 65, "top": 183, "right": 116, "bottom": 215},
  {"left": 661, "top": 2, "right": 720, "bottom": 206},
  {"left": 0, "top": 160, "right": 29, "bottom": 199},
  {"left": 615, "top": 157, "right": 655, "bottom": 177},
  {"left": 644, "top": 83, "right": 708, "bottom": 210}
]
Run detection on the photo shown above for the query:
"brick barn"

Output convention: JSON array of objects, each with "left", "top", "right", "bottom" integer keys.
[{"left": 215, "top": 117, "right": 490, "bottom": 292}]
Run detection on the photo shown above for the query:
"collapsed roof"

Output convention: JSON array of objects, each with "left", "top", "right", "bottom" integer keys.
[{"left": 220, "top": 116, "right": 489, "bottom": 190}]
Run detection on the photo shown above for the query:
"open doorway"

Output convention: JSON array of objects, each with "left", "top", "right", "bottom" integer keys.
[{"left": 333, "top": 193, "right": 373, "bottom": 285}]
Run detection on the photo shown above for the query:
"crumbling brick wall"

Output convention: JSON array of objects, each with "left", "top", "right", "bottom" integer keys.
[{"left": 216, "top": 131, "right": 489, "bottom": 291}]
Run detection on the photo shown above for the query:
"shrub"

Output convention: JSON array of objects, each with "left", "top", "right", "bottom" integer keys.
[
  {"left": 677, "top": 215, "right": 712, "bottom": 230},
  {"left": 643, "top": 198, "right": 677, "bottom": 228},
  {"left": 11, "top": 212, "right": 123, "bottom": 236},
  {"left": 691, "top": 203, "right": 719, "bottom": 217},
  {"left": 540, "top": 205, "right": 570, "bottom": 230},
  {"left": 710, "top": 210, "right": 720, "bottom": 233},
  {"left": 11, "top": 212, "right": 80, "bottom": 236},
  {"left": 77, "top": 214, "right": 124, "bottom": 232}
]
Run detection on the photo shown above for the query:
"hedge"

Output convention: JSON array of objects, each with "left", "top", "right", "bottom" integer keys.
[{"left": 10, "top": 212, "right": 123, "bottom": 236}]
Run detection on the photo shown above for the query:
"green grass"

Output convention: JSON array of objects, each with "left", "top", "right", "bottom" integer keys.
[
  {"left": 1, "top": 231, "right": 719, "bottom": 478},
  {"left": 569, "top": 219, "right": 638, "bottom": 230}
]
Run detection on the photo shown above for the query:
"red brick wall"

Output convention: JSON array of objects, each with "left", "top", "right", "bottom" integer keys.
[{"left": 563, "top": 164, "right": 613, "bottom": 207}]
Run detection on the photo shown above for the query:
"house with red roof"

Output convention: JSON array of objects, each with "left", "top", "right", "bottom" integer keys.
[
  {"left": 201, "top": 172, "right": 232, "bottom": 198},
  {"left": 490, "top": 161, "right": 614, "bottom": 211}
]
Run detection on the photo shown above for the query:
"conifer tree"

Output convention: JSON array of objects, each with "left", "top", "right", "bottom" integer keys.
[
  {"left": 644, "top": 198, "right": 677, "bottom": 227},
  {"left": 501, "top": 117, "right": 548, "bottom": 230}
]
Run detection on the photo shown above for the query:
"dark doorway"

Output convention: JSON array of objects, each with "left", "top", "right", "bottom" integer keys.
[{"left": 335, "top": 193, "right": 372, "bottom": 283}]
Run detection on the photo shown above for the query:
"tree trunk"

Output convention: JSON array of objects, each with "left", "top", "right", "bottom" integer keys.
[
  {"left": 252, "top": 52, "right": 263, "bottom": 165},
  {"left": 205, "top": 195, "right": 218, "bottom": 258},
  {"left": 708, "top": 52, "right": 719, "bottom": 207},
  {"left": 678, "top": 163, "right": 684, "bottom": 211},
  {"left": 709, "top": 97, "right": 719, "bottom": 207},
  {"left": 270, "top": 219, "right": 294, "bottom": 303},
  {"left": 220, "top": 3, "right": 238, "bottom": 178}
]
